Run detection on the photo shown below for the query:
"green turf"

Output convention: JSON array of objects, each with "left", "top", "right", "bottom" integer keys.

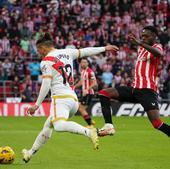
[{"left": 0, "top": 116, "right": 170, "bottom": 169}]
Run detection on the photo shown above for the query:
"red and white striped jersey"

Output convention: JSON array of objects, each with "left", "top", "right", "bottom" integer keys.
[
  {"left": 81, "top": 67, "right": 96, "bottom": 95},
  {"left": 132, "top": 43, "right": 163, "bottom": 92}
]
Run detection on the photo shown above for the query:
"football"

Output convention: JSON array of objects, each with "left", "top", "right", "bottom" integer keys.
[{"left": 0, "top": 146, "right": 15, "bottom": 164}]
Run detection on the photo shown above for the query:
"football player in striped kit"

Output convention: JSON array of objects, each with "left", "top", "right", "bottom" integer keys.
[
  {"left": 98, "top": 26, "right": 170, "bottom": 138},
  {"left": 75, "top": 58, "right": 97, "bottom": 128}
]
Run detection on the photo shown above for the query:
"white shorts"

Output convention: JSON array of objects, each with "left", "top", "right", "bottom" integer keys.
[{"left": 50, "top": 96, "right": 79, "bottom": 122}]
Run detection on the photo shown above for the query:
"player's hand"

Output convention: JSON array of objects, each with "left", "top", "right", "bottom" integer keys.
[
  {"left": 105, "top": 45, "right": 119, "bottom": 52},
  {"left": 27, "top": 105, "right": 39, "bottom": 115},
  {"left": 128, "top": 33, "right": 141, "bottom": 45}
]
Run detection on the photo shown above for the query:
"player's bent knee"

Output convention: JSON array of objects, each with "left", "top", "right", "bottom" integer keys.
[
  {"left": 151, "top": 119, "right": 163, "bottom": 129},
  {"left": 53, "top": 120, "right": 66, "bottom": 132},
  {"left": 98, "top": 89, "right": 110, "bottom": 98}
]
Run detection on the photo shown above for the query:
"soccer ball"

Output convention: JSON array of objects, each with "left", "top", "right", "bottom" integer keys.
[{"left": 0, "top": 146, "right": 15, "bottom": 164}]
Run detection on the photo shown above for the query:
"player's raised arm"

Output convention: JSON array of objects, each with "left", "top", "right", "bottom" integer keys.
[
  {"left": 78, "top": 45, "right": 119, "bottom": 58},
  {"left": 128, "top": 26, "right": 163, "bottom": 57}
]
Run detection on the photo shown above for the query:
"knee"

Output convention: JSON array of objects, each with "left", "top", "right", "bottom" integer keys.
[
  {"left": 98, "top": 89, "right": 110, "bottom": 98},
  {"left": 151, "top": 119, "right": 163, "bottom": 129},
  {"left": 53, "top": 120, "right": 66, "bottom": 131}
]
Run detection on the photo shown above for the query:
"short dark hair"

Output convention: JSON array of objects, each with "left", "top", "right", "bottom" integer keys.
[
  {"left": 36, "top": 32, "right": 54, "bottom": 47},
  {"left": 80, "top": 58, "right": 88, "bottom": 62},
  {"left": 143, "top": 26, "right": 158, "bottom": 37}
]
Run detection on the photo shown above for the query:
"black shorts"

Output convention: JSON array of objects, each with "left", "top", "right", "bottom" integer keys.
[
  {"left": 116, "top": 86, "right": 159, "bottom": 112},
  {"left": 80, "top": 94, "right": 93, "bottom": 106}
]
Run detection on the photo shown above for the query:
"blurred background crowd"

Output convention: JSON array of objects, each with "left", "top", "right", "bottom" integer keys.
[{"left": 0, "top": 0, "right": 169, "bottom": 102}]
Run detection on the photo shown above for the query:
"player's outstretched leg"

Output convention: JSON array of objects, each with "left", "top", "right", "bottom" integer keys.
[
  {"left": 98, "top": 89, "right": 115, "bottom": 136},
  {"left": 79, "top": 104, "right": 95, "bottom": 128},
  {"left": 22, "top": 117, "right": 53, "bottom": 163},
  {"left": 83, "top": 114, "right": 96, "bottom": 128},
  {"left": 22, "top": 149, "right": 32, "bottom": 163},
  {"left": 53, "top": 120, "right": 99, "bottom": 150},
  {"left": 89, "top": 128, "right": 99, "bottom": 150},
  {"left": 99, "top": 123, "right": 115, "bottom": 137},
  {"left": 148, "top": 110, "right": 170, "bottom": 137}
]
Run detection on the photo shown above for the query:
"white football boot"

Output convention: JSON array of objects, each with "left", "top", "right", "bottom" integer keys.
[
  {"left": 22, "top": 149, "right": 32, "bottom": 163},
  {"left": 98, "top": 123, "right": 115, "bottom": 137},
  {"left": 89, "top": 128, "right": 99, "bottom": 150}
]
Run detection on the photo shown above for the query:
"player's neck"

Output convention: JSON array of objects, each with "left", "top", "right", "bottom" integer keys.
[
  {"left": 47, "top": 47, "right": 56, "bottom": 54},
  {"left": 42, "top": 47, "right": 56, "bottom": 58}
]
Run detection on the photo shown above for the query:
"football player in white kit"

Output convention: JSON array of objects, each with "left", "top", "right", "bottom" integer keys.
[{"left": 22, "top": 33, "right": 119, "bottom": 163}]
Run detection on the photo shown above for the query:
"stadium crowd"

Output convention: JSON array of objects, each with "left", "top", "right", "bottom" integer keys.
[{"left": 0, "top": 0, "right": 169, "bottom": 101}]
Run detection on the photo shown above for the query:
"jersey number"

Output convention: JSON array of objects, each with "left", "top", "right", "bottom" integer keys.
[
  {"left": 58, "top": 64, "right": 73, "bottom": 85},
  {"left": 52, "top": 61, "right": 73, "bottom": 86}
]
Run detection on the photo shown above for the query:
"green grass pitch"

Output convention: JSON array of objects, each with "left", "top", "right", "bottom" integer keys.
[{"left": 0, "top": 116, "right": 170, "bottom": 169}]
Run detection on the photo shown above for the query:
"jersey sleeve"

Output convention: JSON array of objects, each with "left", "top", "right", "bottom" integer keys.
[
  {"left": 67, "top": 49, "right": 79, "bottom": 60},
  {"left": 67, "top": 47, "right": 106, "bottom": 60},
  {"left": 151, "top": 44, "right": 163, "bottom": 59},
  {"left": 89, "top": 70, "right": 96, "bottom": 80},
  {"left": 40, "top": 61, "right": 53, "bottom": 79},
  {"left": 153, "top": 44, "right": 163, "bottom": 52}
]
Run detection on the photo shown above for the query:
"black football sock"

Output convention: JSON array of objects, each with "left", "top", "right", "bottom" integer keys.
[
  {"left": 99, "top": 95, "right": 112, "bottom": 124},
  {"left": 159, "top": 123, "right": 170, "bottom": 137},
  {"left": 83, "top": 114, "right": 92, "bottom": 125}
]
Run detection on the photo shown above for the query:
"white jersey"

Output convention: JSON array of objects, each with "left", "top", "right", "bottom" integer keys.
[{"left": 40, "top": 49, "right": 79, "bottom": 97}]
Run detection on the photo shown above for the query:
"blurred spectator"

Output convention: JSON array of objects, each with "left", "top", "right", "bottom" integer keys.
[
  {"left": 65, "top": 39, "right": 76, "bottom": 49},
  {"left": 21, "top": 84, "right": 33, "bottom": 102},
  {"left": 11, "top": 75, "right": 20, "bottom": 97},
  {"left": 23, "top": 74, "right": 37, "bottom": 93},
  {"left": 0, "top": 61, "right": 5, "bottom": 80},
  {"left": 20, "top": 37, "right": 30, "bottom": 52},
  {"left": 82, "top": 0, "right": 91, "bottom": 17},
  {"left": 71, "top": 0, "right": 83, "bottom": 7},
  {"left": 117, "top": 46, "right": 126, "bottom": 64},
  {"left": 0, "top": 36, "right": 10, "bottom": 56},
  {"left": 0, "top": 0, "right": 169, "bottom": 101},
  {"left": 28, "top": 59, "right": 40, "bottom": 81},
  {"left": 29, "top": 37, "right": 38, "bottom": 57},
  {"left": 155, "top": 11, "right": 165, "bottom": 26},
  {"left": 123, "top": 72, "right": 131, "bottom": 86},
  {"left": 8, "top": 26, "right": 20, "bottom": 40},
  {"left": 2, "top": 58, "right": 13, "bottom": 80},
  {"left": 101, "top": 68, "right": 113, "bottom": 88},
  {"left": 102, "top": 58, "right": 112, "bottom": 72},
  {"left": 114, "top": 70, "right": 122, "bottom": 87},
  {"left": 90, "top": 57, "right": 102, "bottom": 76},
  {"left": 0, "top": 15, "right": 7, "bottom": 38},
  {"left": 20, "top": 25, "right": 32, "bottom": 39},
  {"left": 119, "top": 78, "right": 126, "bottom": 86},
  {"left": 0, "top": 44, "right": 3, "bottom": 56},
  {"left": 13, "top": 57, "right": 27, "bottom": 81}
]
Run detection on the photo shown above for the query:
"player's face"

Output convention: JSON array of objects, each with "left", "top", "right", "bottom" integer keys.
[
  {"left": 80, "top": 59, "right": 88, "bottom": 69},
  {"left": 141, "top": 29, "right": 155, "bottom": 45}
]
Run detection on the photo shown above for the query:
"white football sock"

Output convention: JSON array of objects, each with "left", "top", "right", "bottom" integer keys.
[
  {"left": 105, "top": 123, "right": 114, "bottom": 128},
  {"left": 28, "top": 127, "right": 53, "bottom": 156},
  {"left": 53, "top": 120, "right": 90, "bottom": 137}
]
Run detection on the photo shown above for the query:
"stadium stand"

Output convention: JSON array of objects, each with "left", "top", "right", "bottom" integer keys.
[{"left": 0, "top": 0, "right": 169, "bottom": 102}]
